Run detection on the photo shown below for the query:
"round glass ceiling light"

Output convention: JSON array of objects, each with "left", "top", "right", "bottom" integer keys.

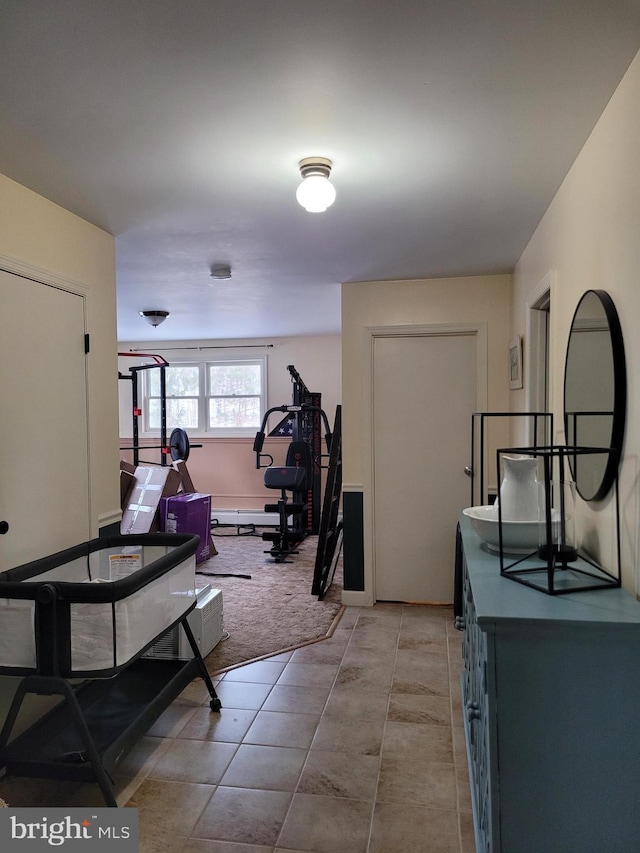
[
  {"left": 140, "top": 310, "right": 169, "bottom": 327},
  {"left": 296, "top": 157, "right": 336, "bottom": 213}
]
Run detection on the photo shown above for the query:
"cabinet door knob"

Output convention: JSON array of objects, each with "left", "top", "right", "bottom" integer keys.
[{"left": 467, "top": 702, "right": 481, "bottom": 721}]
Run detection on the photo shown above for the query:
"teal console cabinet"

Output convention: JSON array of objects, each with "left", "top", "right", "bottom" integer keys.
[{"left": 459, "top": 513, "right": 640, "bottom": 853}]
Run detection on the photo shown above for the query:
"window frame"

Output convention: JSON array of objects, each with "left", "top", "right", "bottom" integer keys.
[{"left": 141, "top": 355, "right": 267, "bottom": 438}]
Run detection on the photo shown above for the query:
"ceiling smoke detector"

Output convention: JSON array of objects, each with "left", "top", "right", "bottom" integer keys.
[
  {"left": 210, "top": 264, "right": 232, "bottom": 280},
  {"left": 139, "top": 310, "right": 169, "bottom": 327},
  {"left": 296, "top": 157, "right": 336, "bottom": 212}
]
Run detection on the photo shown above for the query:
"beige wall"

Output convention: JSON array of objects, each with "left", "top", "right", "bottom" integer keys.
[
  {"left": 512, "top": 49, "right": 640, "bottom": 593},
  {"left": 118, "top": 335, "right": 341, "bottom": 509},
  {"left": 341, "top": 274, "right": 512, "bottom": 603},
  {"left": 342, "top": 275, "right": 512, "bottom": 488},
  {"left": 0, "top": 173, "right": 121, "bottom": 533},
  {"left": 0, "top": 173, "right": 120, "bottom": 733}
]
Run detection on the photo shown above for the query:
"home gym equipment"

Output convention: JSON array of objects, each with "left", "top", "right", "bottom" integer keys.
[
  {"left": 312, "top": 405, "right": 343, "bottom": 599},
  {"left": 118, "top": 352, "right": 202, "bottom": 466},
  {"left": 254, "top": 403, "right": 332, "bottom": 562},
  {"left": 285, "top": 365, "right": 324, "bottom": 534}
]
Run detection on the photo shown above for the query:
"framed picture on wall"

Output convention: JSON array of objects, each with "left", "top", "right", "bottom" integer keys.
[{"left": 509, "top": 335, "right": 523, "bottom": 389}]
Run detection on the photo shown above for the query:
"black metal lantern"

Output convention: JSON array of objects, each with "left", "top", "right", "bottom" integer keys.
[{"left": 496, "top": 445, "right": 621, "bottom": 595}]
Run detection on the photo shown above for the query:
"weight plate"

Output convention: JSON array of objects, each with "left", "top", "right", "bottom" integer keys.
[{"left": 170, "top": 427, "right": 190, "bottom": 461}]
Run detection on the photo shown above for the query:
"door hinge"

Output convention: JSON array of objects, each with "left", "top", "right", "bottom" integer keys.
[{"left": 84, "top": 334, "right": 90, "bottom": 354}]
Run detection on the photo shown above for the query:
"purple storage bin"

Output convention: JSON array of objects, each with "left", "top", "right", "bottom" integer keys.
[{"left": 160, "top": 493, "right": 212, "bottom": 563}]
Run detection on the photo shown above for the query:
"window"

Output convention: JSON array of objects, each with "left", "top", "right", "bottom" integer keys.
[
  {"left": 144, "top": 357, "right": 265, "bottom": 436},
  {"left": 147, "top": 363, "right": 200, "bottom": 430},
  {"left": 208, "top": 362, "right": 262, "bottom": 429}
]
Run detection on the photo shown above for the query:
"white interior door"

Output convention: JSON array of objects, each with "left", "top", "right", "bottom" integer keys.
[
  {"left": 0, "top": 269, "right": 90, "bottom": 570},
  {"left": 373, "top": 331, "right": 477, "bottom": 602}
]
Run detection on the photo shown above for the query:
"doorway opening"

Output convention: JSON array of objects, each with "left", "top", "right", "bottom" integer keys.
[{"left": 526, "top": 272, "right": 552, "bottom": 443}]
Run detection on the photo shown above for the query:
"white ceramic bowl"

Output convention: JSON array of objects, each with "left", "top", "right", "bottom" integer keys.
[{"left": 462, "top": 505, "right": 544, "bottom": 553}]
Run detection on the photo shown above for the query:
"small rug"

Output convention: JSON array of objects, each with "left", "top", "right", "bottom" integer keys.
[{"left": 197, "top": 527, "right": 343, "bottom": 673}]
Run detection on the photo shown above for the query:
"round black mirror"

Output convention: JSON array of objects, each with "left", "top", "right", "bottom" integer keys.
[{"left": 563, "top": 289, "right": 626, "bottom": 501}]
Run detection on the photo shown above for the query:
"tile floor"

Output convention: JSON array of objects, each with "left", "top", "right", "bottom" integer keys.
[{"left": 0, "top": 603, "right": 476, "bottom": 853}]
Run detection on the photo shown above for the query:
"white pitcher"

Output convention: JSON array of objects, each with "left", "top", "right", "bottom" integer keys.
[{"left": 496, "top": 455, "right": 538, "bottom": 521}]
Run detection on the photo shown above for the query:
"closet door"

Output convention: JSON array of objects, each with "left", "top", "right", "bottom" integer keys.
[
  {"left": 373, "top": 330, "right": 477, "bottom": 602},
  {"left": 0, "top": 269, "right": 90, "bottom": 569}
]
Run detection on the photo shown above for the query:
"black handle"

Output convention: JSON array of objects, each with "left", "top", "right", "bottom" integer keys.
[{"left": 0, "top": 521, "right": 8, "bottom": 535}]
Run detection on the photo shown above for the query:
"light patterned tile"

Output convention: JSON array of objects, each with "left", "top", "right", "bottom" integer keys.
[
  {"left": 290, "top": 636, "right": 349, "bottom": 665},
  {"left": 184, "top": 842, "right": 273, "bottom": 853},
  {"left": 377, "top": 756, "right": 457, "bottom": 809},
  {"left": 224, "top": 661, "right": 287, "bottom": 684},
  {"left": 297, "top": 749, "right": 379, "bottom": 801},
  {"left": 127, "top": 779, "right": 215, "bottom": 838},
  {"left": 369, "top": 801, "right": 459, "bottom": 853},
  {"left": 221, "top": 744, "right": 307, "bottom": 791},
  {"left": 277, "top": 793, "right": 372, "bottom": 853},
  {"left": 334, "top": 664, "right": 393, "bottom": 693},
  {"left": 184, "top": 842, "right": 272, "bottom": 853},
  {"left": 179, "top": 706, "right": 257, "bottom": 742},
  {"left": 276, "top": 662, "right": 339, "bottom": 688},
  {"left": 148, "top": 739, "right": 237, "bottom": 784},
  {"left": 387, "top": 693, "right": 451, "bottom": 726},
  {"left": 139, "top": 834, "right": 188, "bottom": 853},
  {"left": 212, "top": 681, "right": 273, "bottom": 710},
  {"left": 311, "top": 715, "right": 384, "bottom": 756},
  {"left": 191, "top": 787, "right": 291, "bottom": 846},
  {"left": 459, "top": 810, "right": 477, "bottom": 853},
  {"left": 262, "top": 684, "right": 331, "bottom": 715},
  {"left": 244, "top": 710, "right": 320, "bottom": 749},
  {"left": 322, "top": 684, "right": 389, "bottom": 724},
  {"left": 382, "top": 721, "right": 453, "bottom": 763},
  {"left": 391, "top": 655, "right": 451, "bottom": 696}
]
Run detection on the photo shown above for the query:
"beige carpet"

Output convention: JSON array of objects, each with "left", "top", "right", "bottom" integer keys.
[{"left": 197, "top": 527, "right": 343, "bottom": 673}]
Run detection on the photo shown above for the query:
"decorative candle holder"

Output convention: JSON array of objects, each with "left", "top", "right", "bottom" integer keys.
[{"left": 496, "top": 445, "right": 621, "bottom": 595}]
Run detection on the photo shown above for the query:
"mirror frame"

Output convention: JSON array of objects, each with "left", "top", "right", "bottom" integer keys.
[{"left": 563, "top": 289, "right": 626, "bottom": 501}]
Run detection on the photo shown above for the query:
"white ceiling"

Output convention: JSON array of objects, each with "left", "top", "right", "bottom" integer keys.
[{"left": 1, "top": 1, "right": 639, "bottom": 342}]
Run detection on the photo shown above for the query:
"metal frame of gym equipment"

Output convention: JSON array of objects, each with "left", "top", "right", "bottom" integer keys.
[
  {"left": 118, "top": 352, "right": 201, "bottom": 466},
  {"left": 312, "top": 404, "right": 343, "bottom": 599},
  {"left": 254, "top": 403, "right": 332, "bottom": 562},
  {"left": 287, "top": 365, "right": 324, "bottom": 535}
]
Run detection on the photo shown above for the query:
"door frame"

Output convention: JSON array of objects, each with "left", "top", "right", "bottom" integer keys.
[
  {"left": 525, "top": 270, "right": 553, "bottom": 443},
  {"left": 362, "top": 322, "right": 488, "bottom": 604}
]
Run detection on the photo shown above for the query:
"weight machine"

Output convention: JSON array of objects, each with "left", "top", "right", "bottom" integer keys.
[
  {"left": 118, "top": 352, "right": 201, "bottom": 466},
  {"left": 253, "top": 403, "right": 332, "bottom": 562},
  {"left": 286, "top": 365, "right": 324, "bottom": 534}
]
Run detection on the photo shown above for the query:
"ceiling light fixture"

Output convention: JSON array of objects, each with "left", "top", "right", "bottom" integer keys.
[
  {"left": 296, "top": 157, "right": 336, "bottom": 213},
  {"left": 139, "top": 310, "right": 169, "bottom": 327},
  {"left": 210, "top": 264, "right": 232, "bottom": 280}
]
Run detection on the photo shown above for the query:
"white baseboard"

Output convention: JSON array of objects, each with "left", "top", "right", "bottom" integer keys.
[{"left": 212, "top": 510, "right": 279, "bottom": 527}]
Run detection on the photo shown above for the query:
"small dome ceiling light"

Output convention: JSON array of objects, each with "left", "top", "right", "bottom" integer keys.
[
  {"left": 296, "top": 157, "right": 336, "bottom": 213},
  {"left": 210, "top": 264, "right": 232, "bottom": 280},
  {"left": 140, "top": 310, "right": 169, "bottom": 327}
]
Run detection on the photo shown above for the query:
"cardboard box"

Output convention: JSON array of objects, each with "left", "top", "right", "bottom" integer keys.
[
  {"left": 120, "top": 469, "right": 136, "bottom": 509},
  {"left": 120, "top": 466, "right": 182, "bottom": 535},
  {"left": 160, "top": 493, "right": 213, "bottom": 563}
]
